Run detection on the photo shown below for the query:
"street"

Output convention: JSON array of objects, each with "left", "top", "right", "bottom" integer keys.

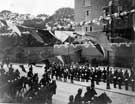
[
  {"left": 53, "top": 81, "right": 135, "bottom": 104},
  {"left": 2, "top": 64, "right": 135, "bottom": 104}
]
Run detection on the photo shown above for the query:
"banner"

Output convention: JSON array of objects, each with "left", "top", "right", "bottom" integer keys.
[
  {"left": 55, "top": 31, "right": 69, "bottom": 42},
  {"left": 86, "top": 31, "right": 112, "bottom": 51},
  {"left": 6, "top": 21, "right": 21, "bottom": 36},
  {"left": 30, "top": 30, "right": 44, "bottom": 43},
  {"left": 56, "top": 56, "right": 64, "bottom": 64}
]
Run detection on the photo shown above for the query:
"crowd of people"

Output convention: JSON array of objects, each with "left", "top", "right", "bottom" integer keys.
[
  {"left": 49, "top": 63, "right": 135, "bottom": 91},
  {"left": 0, "top": 62, "right": 135, "bottom": 103},
  {"left": 0, "top": 64, "right": 57, "bottom": 104}
]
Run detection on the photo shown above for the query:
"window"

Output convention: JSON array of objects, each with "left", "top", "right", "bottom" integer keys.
[
  {"left": 86, "top": 10, "right": 89, "bottom": 16},
  {"left": 83, "top": 0, "right": 85, "bottom": 6},
  {"left": 86, "top": 27, "right": 88, "bottom": 32},
  {"left": 90, "top": 26, "right": 92, "bottom": 31}
]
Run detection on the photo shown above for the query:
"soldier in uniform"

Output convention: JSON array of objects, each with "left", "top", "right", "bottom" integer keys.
[
  {"left": 109, "top": 68, "right": 113, "bottom": 83},
  {"left": 117, "top": 69, "right": 123, "bottom": 89},
  {"left": 94, "top": 68, "right": 99, "bottom": 85},
  {"left": 32, "top": 73, "right": 39, "bottom": 90},
  {"left": 64, "top": 68, "right": 68, "bottom": 82},
  {"left": 70, "top": 67, "right": 74, "bottom": 83},
  {"left": 124, "top": 70, "right": 129, "bottom": 90},
  {"left": 102, "top": 67, "right": 107, "bottom": 82},
  {"left": 113, "top": 69, "right": 118, "bottom": 88},
  {"left": 85, "top": 68, "right": 90, "bottom": 82},
  {"left": 27, "top": 65, "right": 33, "bottom": 79},
  {"left": 14, "top": 69, "right": 20, "bottom": 79},
  {"left": 130, "top": 71, "right": 135, "bottom": 92},
  {"left": 106, "top": 66, "right": 111, "bottom": 89},
  {"left": 8, "top": 64, "right": 15, "bottom": 81},
  {"left": 91, "top": 69, "right": 95, "bottom": 88}
]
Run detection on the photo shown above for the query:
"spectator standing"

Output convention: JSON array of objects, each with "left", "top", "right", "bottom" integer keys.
[
  {"left": 74, "top": 89, "right": 83, "bottom": 104},
  {"left": 68, "top": 95, "right": 74, "bottom": 104},
  {"left": 83, "top": 87, "right": 92, "bottom": 103}
]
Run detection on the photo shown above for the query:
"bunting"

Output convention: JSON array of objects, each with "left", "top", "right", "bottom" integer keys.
[
  {"left": 37, "top": 29, "right": 59, "bottom": 45},
  {"left": 89, "top": 40, "right": 105, "bottom": 57},
  {"left": 6, "top": 21, "right": 21, "bottom": 36}
]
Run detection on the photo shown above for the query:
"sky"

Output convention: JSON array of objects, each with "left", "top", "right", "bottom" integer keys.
[{"left": 0, "top": 0, "right": 74, "bottom": 15}]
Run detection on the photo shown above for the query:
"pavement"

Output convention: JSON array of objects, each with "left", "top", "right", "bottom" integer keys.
[
  {"left": 53, "top": 81, "right": 135, "bottom": 104},
  {"left": 66, "top": 80, "right": 135, "bottom": 97}
]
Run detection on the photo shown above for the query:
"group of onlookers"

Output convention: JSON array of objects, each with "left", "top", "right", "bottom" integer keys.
[{"left": 68, "top": 86, "right": 97, "bottom": 104}]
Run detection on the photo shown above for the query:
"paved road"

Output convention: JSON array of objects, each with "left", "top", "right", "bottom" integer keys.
[
  {"left": 2, "top": 64, "right": 135, "bottom": 104},
  {"left": 53, "top": 81, "right": 135, "bottom": 104}
]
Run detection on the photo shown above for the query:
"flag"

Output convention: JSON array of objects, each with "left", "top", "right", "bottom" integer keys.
[
  {"left": 90, "top": 40, "right": 106, "bottom": 57},
  {"left": 38, "top": 29, "right": 59, "bottom": 45},
  {"left": 86, "top": 31, "right": 112, "bottom": 51},
  {"left": 19, "top": 65, "right": 26, "bottom": 73},
  {"left": 55, "top": 31, "right": 70, "bottom": 42},
  {"left": 30, "top": 30, "right": 44, "bottom": 43},
  {"left": 56, "top": 56, "right": 64, "bottom": 64},
  {"left": 0, "top": 19, "right": 7, "bottom": 26},
  {"left": 6, "top": 21, "right": 21, "bottom": 36}
]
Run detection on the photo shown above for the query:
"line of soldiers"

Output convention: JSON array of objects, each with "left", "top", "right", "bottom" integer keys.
[{"left": 50, "top": 63, "right": 135, "bottom": 91}]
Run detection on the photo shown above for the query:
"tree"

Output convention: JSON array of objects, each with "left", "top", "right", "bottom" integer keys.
[
  {"left": 23, "top": 18, "right": 46, "bottom": 29},
  {"left": 0, "top": 10, "right": 12, "bottom": 15},
  {"left": 45, "top": 7, "right": 75, "bottom": 27}
]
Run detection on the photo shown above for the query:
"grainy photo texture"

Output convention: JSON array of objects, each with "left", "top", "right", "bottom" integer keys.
[{"left": 0, "top": 0, "right": 135, "bottom": 104}]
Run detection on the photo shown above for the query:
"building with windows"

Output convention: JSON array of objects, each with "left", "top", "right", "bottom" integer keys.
[
  {"left": 75, "top": 0, "right": 108, "bottom": 33},
  {"left": 74, "top": 0, "right": 135, "bottom": 67}
]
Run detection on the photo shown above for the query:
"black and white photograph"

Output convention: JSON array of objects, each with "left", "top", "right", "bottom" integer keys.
[{"left": 0, "top": 0, "right": 135, "bottom": 104}]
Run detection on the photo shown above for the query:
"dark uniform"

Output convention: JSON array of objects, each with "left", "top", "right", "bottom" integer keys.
[
  {"left": 40, "top": 73, "right": 51, "bottom": 86},
  {"left": 102, "top": 68, "right": 107, "bottom": 82},
  {"left": 32, "top": 73, "right": 39, "bottom": 90},
  {"left": 8, "top": 65, "right": 14, "bottom": 81},
  {"left": 65, "top": 69, "right": 69, "bottom": 82},
  {"left": 70, "top": 68, "right": 74, "bottom": 83},
  {"left": 0, "top": 65, "right": 5, "bottom": 75},
  {"left": 113, "top": 69, "right": 118, "bottom": 88},
  {"left": 130, "top": 72, "right": 135, "bottom": 92},
  {"left": 117, "top": 69, "right": 123, "bottom": 89},
  {"left": 14, "top": 69, "right": 20, "bottom": 79},
  {"left": 27, "top": 68, "right": 33, "bottom": 79},
  {"left": 106, "top": 66, "right": 111, "bottom": 89},
  {"left": 124, "top": 70, "right": 129, "bottom": 90},
  {"left": 91, "top": 71, "right": 95, "bottom": 88}
]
